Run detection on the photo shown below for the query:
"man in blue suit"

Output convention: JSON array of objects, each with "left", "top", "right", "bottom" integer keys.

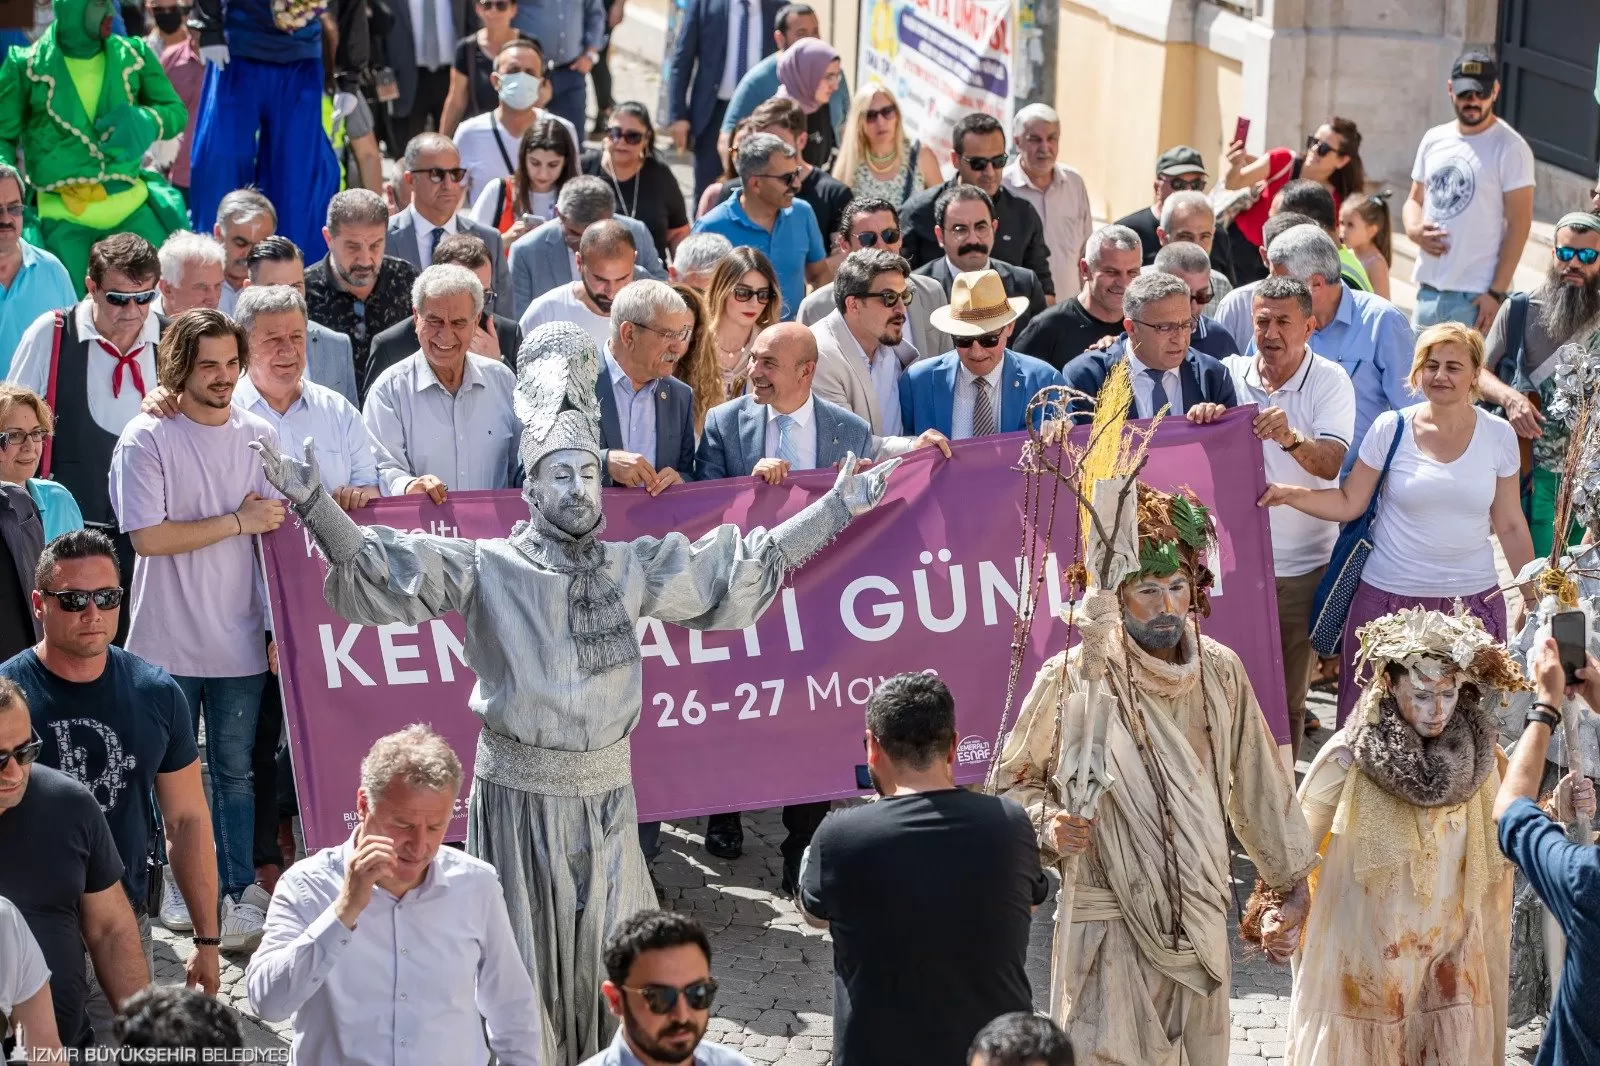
[
  {"left": 1062, "top": 271, "right": 1239, "bottom": 424},
  {"left": 597, "top": 279, "right": 698, "bottom": 492},
  {"left": 900, "top": 269, "right": 1063, "bottom": 438},
  {"left": 665, "top": 0, "right": 786, "bottom": 201}
]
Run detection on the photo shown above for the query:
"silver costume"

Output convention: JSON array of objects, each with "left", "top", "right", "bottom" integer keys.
[{"left": 253, "top": 322, "right": 899, "bottom": 1065}]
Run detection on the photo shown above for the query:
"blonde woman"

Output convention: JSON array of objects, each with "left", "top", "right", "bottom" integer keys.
[
  {"left": 703, "top": 249, "right": 783, "bottom": 402},
  {"left": 1259, "top": 322, "right": 1535, "bottom": 727},
  {"left": 0, "top": 385, "right": 83, "bottom": 542},
  {"left": 831, "top": 84, "right": 943, "bottom": 209}
]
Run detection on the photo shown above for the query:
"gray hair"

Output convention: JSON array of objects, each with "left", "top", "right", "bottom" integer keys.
[
  {"left": 403, "top": 132, "right": 458, "bottom": 170},
  {"left": 1122, "top": 271, "right": 1192, "bottom": 322},
  {"left": 611, "top": 279, "right": 687, "bottom": 344},
  {"left": 1266, "top": 224, "right": 1343, "bottom": 286},
  {"left": 674, "top": 232, "right": 733, "bottom": 277},
  {"left": 232, "top": 284, "right": 307, "bottom": 334},
  {"left": 1011, "top": 103, "right": 1060, "bottom": 141},
  {"left": 1253, "top": 275, "right": 1314, "bottom": 319},
  {"left": 1159, "top": 190, "right": 1214, "bottom": 233},
  {"left": 1152, "top": 241, "right": 1212, "bottom": 278},
  {"left": 412, "top": 263, "right": 485, "bottom": 319},
  {"left": 735, "top": 133, "right": 796, "bottom": 182},
  {"left": 158, "top": 232, "right": 225, "bottom": 284},
  {"left": 1084, "top": 224, "right": 1141, "bottom": 268},
  {"left": 358, "top": 724, "right": 462, "bottom": 802},
  {"left": 557, "top": 176, "right": 617, "bottom": 228},
  {"left": 0, "top": 163, "right": 24, "bottom": 200},
  {"left": 833, "top": 248, "right": 910, "bottom": 317},
  {"left": 325, "top": 188, "right": 389, "bottom": 234},
  {"left": 217, "top": 187, "right": 277, "bottom": 231}
]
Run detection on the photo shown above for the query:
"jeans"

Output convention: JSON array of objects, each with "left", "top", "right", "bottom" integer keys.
[
  {"left": 174, "top": 673, "right": 268, "bottom": 898},
  {"left": 544, "top": 66, "right": 588, "bottom": 140},
  {"left": 1412, "top": 285, "right": 1481, "bottom": 329}
]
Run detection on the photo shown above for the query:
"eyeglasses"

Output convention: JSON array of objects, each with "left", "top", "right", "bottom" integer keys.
[
  {"left": 856, "top": 288, "right": 913, "bottom": 308},
  {"left": 628, "top": 320, "right": 694, "bottom": 344},
  {"left": 103, "top": 289, "right": 159, "bottom": 307},
  {"left": 953, "top": 332, "right": 1002, "bottom": 349},
  {"left": 961, "top": 154, "right": 1008, "bottom": 172},
  {"left": 606, "top": 127, "right": 647, "bottom": 145},
  {"left": 863, "top": 103, "right": 898, "bottom": 123},
  {"left": 852, "top": 227, "right": 900, "bottom": 248},
  {"left": 1164, "top": 175, "right": 1205, "bottom": 191},
  {"left": 351, "top": 300, "right": 367, "bottom": 342},
  {"left": 39, "top": 587, "right": 125, "bottom": 613},
  {"left": 1556, "top": 246, "right": 1600, "bottom": 266},
  {"left": 0, "top": 731, "right": 42, "bottom": 772},
  {"left": 1305, "top": 135, "right": 1339, "bottom": 157},
  {"left": 622, "top": 979, "right": 718, "bottom": 1015},
  {"left": 409, "top": 167, "right": 468, "bottom": 184},
  {"left": 477, "top": 0, "right": 514, "bottom": 8},
  {"left": 732, "top": 284, "right": 775, "bottom": 305},
  {"left": 1132, "top": 318, "right": 1195, "bottom": 336},
  {"left": 754, "top": 170, "right": 801, "bottom": 188},
  {"left": 0, "top": 428, "right": 49, "bottom": 448},
  {"left": 0, "top": 203, "right": 22, "bottom": 219}
]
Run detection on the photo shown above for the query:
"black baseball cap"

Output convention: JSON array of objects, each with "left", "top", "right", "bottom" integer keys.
[
  {"left": 1156, "top": 145, "right": 1206, "bottom": 178},
  {"left": 1450, "top": 51, "right": 1498, "bottom": 95}
]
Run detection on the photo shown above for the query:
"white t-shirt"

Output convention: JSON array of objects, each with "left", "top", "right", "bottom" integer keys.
[
  {"left": 1358, "top": 404, "right": 1519, "bottom": 597},
  {"left": 1224, "top": 351, "right": 1356, "bottom": 577},
  {"left": 520, "top": 284, "right": 613, "bottom": 352},
  {"left": 1410, "top": 119, "right": 1535, "bottom": 294},
  {"left": 453, "top": 110, "right": 581, "bottom": 204},
  {"left": 0, "top": 896, "right": 49, "bottom": 1027}
]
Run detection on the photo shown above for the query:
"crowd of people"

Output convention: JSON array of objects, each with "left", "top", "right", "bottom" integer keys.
[{"left": 0, "top": 0, "right": 1594, "bottom": 1062}]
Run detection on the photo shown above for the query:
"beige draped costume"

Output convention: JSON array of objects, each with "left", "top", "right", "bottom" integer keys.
[{"left": 996, "top": 624, "right": 1317, "bottom": 1066}]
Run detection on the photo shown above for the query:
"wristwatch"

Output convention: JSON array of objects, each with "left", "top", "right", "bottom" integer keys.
[
  {"left": 1527, "top": 701, "right": 1562, "bottom": 729},
  {"left": 1281, "top": 429, "right": 1305, "bottom": 453},
  {"left": 1487, "top": 288, "right": 1509, "bottom": 302}
]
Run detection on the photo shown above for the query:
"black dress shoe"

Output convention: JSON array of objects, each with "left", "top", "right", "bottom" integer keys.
[
  {"left": 779, "top": 854, "right": 801, "bottom": 898},
  {"left": 703, "top": 813, "right": 744, "bottom": 859}
]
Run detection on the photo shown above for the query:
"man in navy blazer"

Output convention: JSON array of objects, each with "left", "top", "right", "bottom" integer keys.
[
  {"left": 1061, "top": 272, "right": 1239, "bottom": 423},
  {"left": 597, "top": 281, "right": 698, "bottom": 490},
  {"left": 666, "top": 0, "right": 786, "bottom": 201}
]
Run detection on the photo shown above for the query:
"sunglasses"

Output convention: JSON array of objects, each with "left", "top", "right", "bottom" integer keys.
[
  {"left": 1454, "top": 90, "right": 1490, "bottom": 103},
  {"left": 1305, "top": 135, "right": 1339, "bottom": 157},
  {"left": 104, "top": 288, "right": 159, "bottom": 307},
  {"left": 0, "top": 428, "right": 49, "bottom": 448},
  {"left": 732, "top": 284, "right": 775, "bottom": 305},
  {"left": 961, "top": 154, "right": 1008, "bottom": 172},
  {"left": 857, "top": 288, "right": 913, "bottom": 308},
  {"left": 409, "top": 166, "right": 468, "bottom": 184},
  {"left": 0, "top": 203, "right": 22, "bottom": 219},
  {"left": 852, "top": 227, "right": 900, "bottom": 248},
  {"left": 477, "top": 0, "right": 514, "bottom": 8},
  {"left": 40, "top": 587, "right": 125, "bottom": 612},
  {"left": 623, "top": 979, "right": 718, "bottom": 1015},
  {"left": 607, "top": 127, "right": 647, "bottom": 145},
  {"left": 754, "top": 170, "right": 801, "bottom": 188},
  {"left": 1189, "top": 290, "right": 1213, "bottom": 306},
  {"left": 953, "top": 332, "right": 1003, "bottom": 349},
  {"left": 0, "top": 731, "right": 42, "bottom": 772},
  {"left": 1166, "top": 175, "right": 1206, "bottom": 191},
  {"left": 863, "top": 103, "right": 898, "bottom": 123},
  {"left": 1557, "top": 245, "right": 1600, "bottom": 266}
]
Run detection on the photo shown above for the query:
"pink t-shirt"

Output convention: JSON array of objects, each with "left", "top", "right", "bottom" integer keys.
[
  {"left": 159, "top": 39, "right": 204, "bottom": 189},
  {"left": 109, "top": 408, "right": 279, "bottom": 678}
]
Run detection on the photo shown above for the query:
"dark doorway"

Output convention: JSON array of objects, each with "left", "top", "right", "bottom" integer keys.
[{"left": 1497, "top": 1, "right": 1600, "bottom": 175}]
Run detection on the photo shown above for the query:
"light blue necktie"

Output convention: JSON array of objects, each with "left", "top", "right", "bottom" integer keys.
[
  {"left": 1144, "top": 366, "right": 1175, "bottom": 417},
  {"left": 775, "top": 413, "right": 798, "bottom": 465}
]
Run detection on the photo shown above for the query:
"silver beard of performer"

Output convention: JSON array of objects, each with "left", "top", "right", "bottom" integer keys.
[{"left": 252, "top": 321, "right": 902, "bottom": 1065}]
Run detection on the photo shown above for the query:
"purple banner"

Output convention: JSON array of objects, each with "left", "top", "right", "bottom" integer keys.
[{"left": 263, "top": 409, "right": 1287, "bottom": 851}]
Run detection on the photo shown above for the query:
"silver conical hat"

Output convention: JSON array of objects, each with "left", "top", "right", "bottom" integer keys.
[{"left": 516, "top": 321, "right": 604, "bottom": 472}]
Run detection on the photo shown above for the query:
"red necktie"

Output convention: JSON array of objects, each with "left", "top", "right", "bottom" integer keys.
[{"left": 100, "top": 341, "right": 147, "bottom": 399}]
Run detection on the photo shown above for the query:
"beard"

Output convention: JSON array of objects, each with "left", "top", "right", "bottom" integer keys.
[
  {"left": 331, "top": 258, "right": 377, "bottom": 289},
  {"left": 1124, "top": 612, "right": 1185, "bottom": 652},
  {"left": 583, "top": 279, "right": 615, "bottom": 313},
  {"left": 1538, "top": 264, "right": 1600, "bottom": 342},
  {"left": 620, "top": 999, "right": 704, "bottom": 1065},
  {"left": 542, "top": 496, "right": 600, "bottom": 537}
]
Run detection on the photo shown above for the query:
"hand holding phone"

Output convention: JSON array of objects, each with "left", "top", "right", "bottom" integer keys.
[
  {"left": 1232, "top": 116, "right": 1251, "bottom": 149},
  {"left": 1553, "top": 609, "right": 1588, "bottom": 687}
]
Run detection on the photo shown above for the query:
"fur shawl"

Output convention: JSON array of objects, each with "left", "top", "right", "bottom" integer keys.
[{"left": 1350, "top": 687, "right": 1497, "bottom": 808}]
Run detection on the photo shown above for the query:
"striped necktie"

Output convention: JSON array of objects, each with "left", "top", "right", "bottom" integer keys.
[
  {"left": 972, "top": 376, "right": 996, "bottom": 437},
  {"left": 775, "top": 414, "right": 799, "bottom": 465}
]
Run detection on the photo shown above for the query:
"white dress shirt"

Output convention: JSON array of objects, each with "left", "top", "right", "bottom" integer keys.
[
  {"left": 220, "top": 279, "right": 241, "bottom": 317},
  {"left": 951, "top": 359, "right": 1005, "bottom": 440},
  {"left": 406, "top": 206, "right": 460, "bottom": 271},
  {"left": 717, "top": 0, "right": 763, "bottom": 99},
  {"left": 1127, "top": 349, "right": 1183, "bottom": 419},
  {"left": 363, "top": 351, "right": 521, "bottom": 494},
  {"left": 763, "top": 394, "right": 817, "bottom": 470},
  {"left": 244, "top": 834, "right": 542, "bottom": 1066},
  {"left": 842, "top": 329, "right": 902, "bottom": 435},
  {"left": 8, "top": 298, "right": 162, "bottom": 435},
  {"left": 234, "top": 376, "right": 380, "bottom": 493}
]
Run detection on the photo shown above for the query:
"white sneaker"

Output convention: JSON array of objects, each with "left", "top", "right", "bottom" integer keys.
[
  {"left": 219, "top": 884, "right": 270, "bottom": 952},
  {"left": 157, "top": 866, "right": 192, "bottom": 932}
]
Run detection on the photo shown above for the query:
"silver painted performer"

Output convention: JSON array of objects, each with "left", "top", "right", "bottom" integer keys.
[{"left": 250, "top": 320, "right": 903, "bottom": 1065}]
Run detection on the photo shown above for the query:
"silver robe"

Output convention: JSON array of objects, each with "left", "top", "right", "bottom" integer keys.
[{"left": 316, "top": 511, "right": 834, "bottom": 1064}]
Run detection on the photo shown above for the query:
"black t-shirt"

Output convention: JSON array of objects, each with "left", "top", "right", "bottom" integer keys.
[
  {"left": 803, "top": 107, "right": 836, "bottom": 170},
  {"left": 800, "top": 788, "right": 1049, "bottom": 1066},
  {"left": 1014, "top": 297, "right": 1126, "bottom": 371},
  {"left": 0, "top": 765, "right": 123, "bottom": 1047},
  {"left": 719, "top": 169, "right": 852, "bottom": 252},
  {"left": 1114, "top": 205, "right": 1160, "bottom": 265},
  {"left": 452, "top": 35, "right": 497, "bottom": 123},
  {"left": 2, "top": 647, "right": 197, "bottom": 902},
  {"left": 580, "top": 150, "right": 689, "bottom": 265}
]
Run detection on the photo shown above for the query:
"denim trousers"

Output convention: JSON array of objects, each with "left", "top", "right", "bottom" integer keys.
[
  {"left": 1412, "top": 285, "right": 1481, "bottom": 329},
  {"left": 173, "top": 672, "right": 268, "bottom": 898}
]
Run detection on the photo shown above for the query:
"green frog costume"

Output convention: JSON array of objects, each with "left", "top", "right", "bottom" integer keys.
[{"left": 0, "top": 0, "right": 189, "bottom": 294}]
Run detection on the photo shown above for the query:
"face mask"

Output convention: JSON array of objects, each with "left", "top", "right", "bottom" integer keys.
[
  {"left": 497, "top": 72, "right": 541, "bottom": 111},
  {"left": 152, "top": 7, "right": 185, "bottom": 33}
]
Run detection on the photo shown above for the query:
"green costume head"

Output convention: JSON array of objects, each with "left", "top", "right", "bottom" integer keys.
[{"left": 56, "top": 0, "right": 115, "bottom": 59}]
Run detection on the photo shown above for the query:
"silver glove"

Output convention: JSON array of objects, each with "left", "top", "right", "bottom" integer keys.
[
  {"left": 249, "top": 437, "right": 365, "bottom": 565},
  {"left": 772, "top": 453, "right": 903, "bottom": 570},
  {"left": 832, "top": 452, "right": 902, "bottom": 516},
  {"left": 250, "top": 437, "right": 322, "bottom": 509}
]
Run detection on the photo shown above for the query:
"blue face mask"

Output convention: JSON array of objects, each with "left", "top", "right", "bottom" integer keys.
[{"left": 497, "top": 72, "right": 541, "bottom": 111}]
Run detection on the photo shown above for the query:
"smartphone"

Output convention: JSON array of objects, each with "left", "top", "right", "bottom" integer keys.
[
  {"left": 854, "top": 764, "right": 873, "bottom": 791},
  {"left": 1553, "top": 609, "right": 1587, "bottom": 687},
  {"left": 1232, "top": 116, "right": 1251, "bottom": 148}
]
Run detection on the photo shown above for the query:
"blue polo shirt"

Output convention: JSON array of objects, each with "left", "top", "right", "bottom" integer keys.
[
  {"left": 693, "top": 196, "right": 826, "bottom": 321},
  {"left": 0, "top": 242, "right": 76, "bottom": 379}
]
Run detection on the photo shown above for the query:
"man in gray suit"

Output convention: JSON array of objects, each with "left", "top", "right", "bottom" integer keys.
[
  {"left": 508, "top": 176, "right": 666, "bottom": 319},
  {"left": 245, "top": 236, "right": 359, "bottom": 406},
  {"left": 384, "top": 0, "right": 476, "bottom": 154},
  {"left": 388, "top": 134, "right": 511, "bottom": 319}
]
